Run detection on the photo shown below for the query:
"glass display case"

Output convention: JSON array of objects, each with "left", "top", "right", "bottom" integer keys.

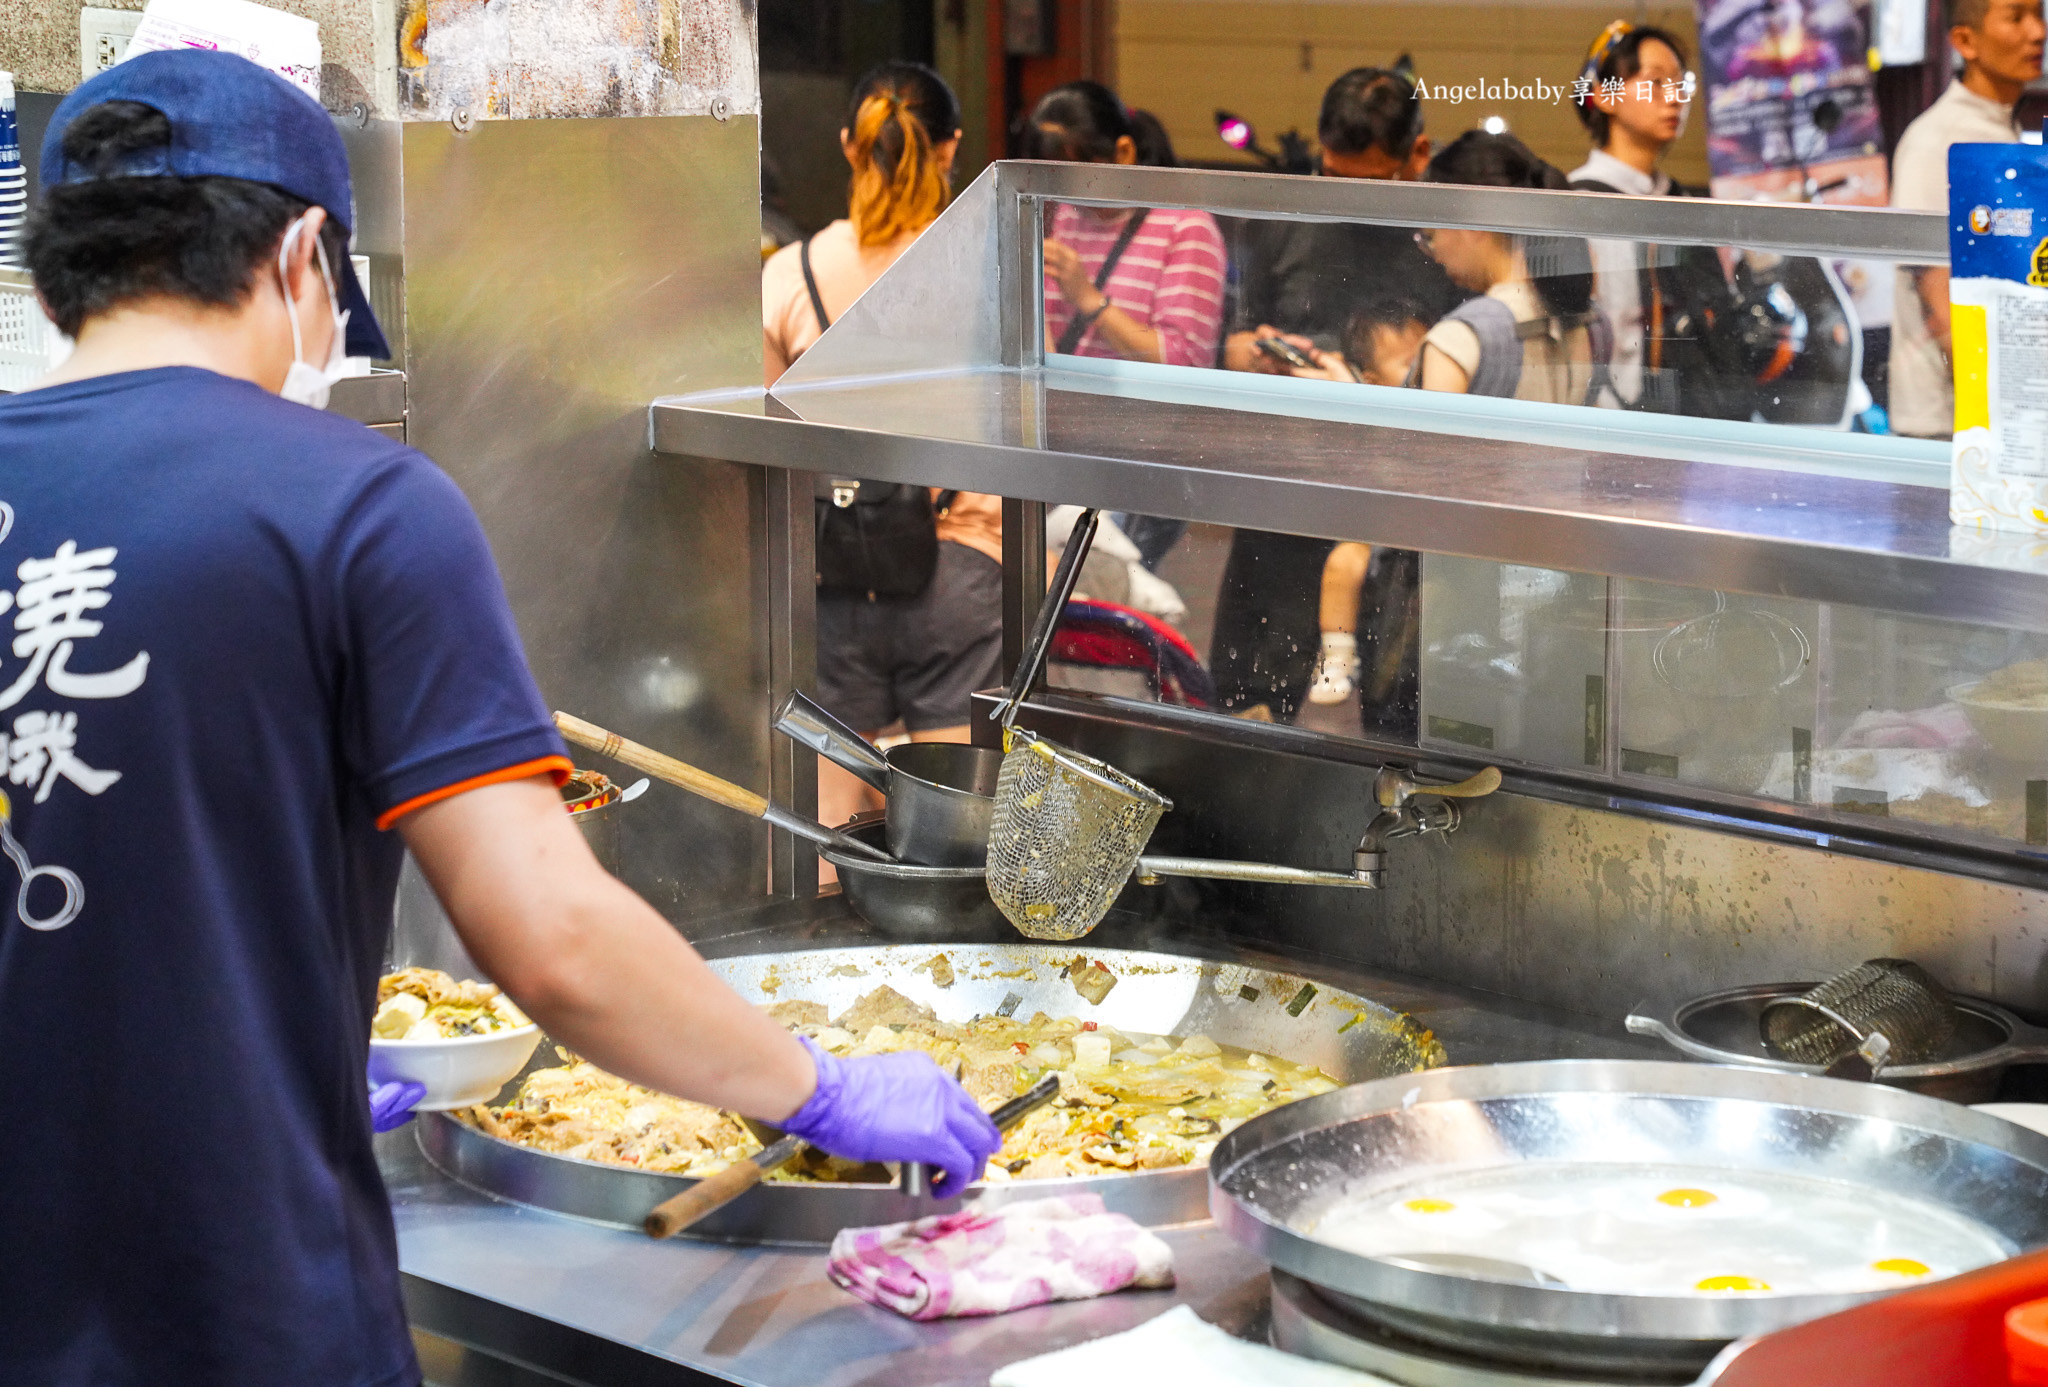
[{"left": 652, "top": 159, "right": 2048, "bottom": 878}]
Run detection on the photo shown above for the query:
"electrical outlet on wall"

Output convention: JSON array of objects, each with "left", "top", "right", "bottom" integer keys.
[{"left": 79, "top": 8, "right": 144, "bottom": 80}]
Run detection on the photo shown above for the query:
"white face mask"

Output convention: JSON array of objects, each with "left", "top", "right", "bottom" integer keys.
[{"left": 276, "top": 212, "right": 352, "bottom": 410}]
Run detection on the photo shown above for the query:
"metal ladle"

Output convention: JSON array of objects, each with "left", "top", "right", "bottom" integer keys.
[{"left": 774, "top": 691, "right": 1000, "bottom": 867}]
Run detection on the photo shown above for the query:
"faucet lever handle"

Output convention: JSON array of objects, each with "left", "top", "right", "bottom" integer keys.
[{"left": 1376, "top": 764, "right": 1502, "bottom": 807}]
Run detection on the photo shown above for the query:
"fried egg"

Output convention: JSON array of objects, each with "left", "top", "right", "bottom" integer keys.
[{"left": 1309, "top": 1163, "right": 2008, "bottom": 1298}]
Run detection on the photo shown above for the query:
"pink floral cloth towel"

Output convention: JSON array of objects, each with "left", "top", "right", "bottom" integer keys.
[{"left": 827, "top": 1194, "right": 1176, "bottom": 1321}]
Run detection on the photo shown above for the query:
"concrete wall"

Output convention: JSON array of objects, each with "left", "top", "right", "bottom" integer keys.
[
  {"left": 0, "top": 0, "right": 757, "bottom": 122},
  {"left": 0, "top": 0, "right": 388, "bottom": 108}
]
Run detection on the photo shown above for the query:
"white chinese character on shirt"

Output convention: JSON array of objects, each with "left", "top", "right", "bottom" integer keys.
[
  {"left": 0, "top": 541, "right": 150, "bottom": 712},
  {"left": 3, "top": 710, "right": 120, "bottom": 803}
]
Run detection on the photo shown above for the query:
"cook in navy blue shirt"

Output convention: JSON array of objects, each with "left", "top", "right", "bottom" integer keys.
[{"left": 0, "top": 51, "right": 1002, "bottom": 1387}]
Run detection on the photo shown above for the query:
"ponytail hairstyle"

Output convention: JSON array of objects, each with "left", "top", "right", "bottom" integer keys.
[
  {"left": 844, "top": 62, "right": 960, "bottom": 248},
  {"left": 1126, "top": 108, "right": 1179, "bottom": 168},
  {"left": 1424, "top": 131, "right": 1592, "bottom": 319},
  {"left": 1023, "top": 80, "right": 1136, "bottom": 163}
]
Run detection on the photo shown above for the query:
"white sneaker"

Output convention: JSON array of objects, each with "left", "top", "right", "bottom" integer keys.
[{"left": 1307, "top": 632, "right": 1358, "bottom": 705}]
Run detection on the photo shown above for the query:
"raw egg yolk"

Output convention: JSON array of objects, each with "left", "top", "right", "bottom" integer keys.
[
  {"left": 1872, "top": 1259, "right": 1931, "bottom": 1277},
  {"left": 1696, "top": 1275, "right": 1771, "bottom": 1292},
  {"left": 1403, "top": 1198, "right": 1456, "bottom": 1214},
  {"left": 1657, "top": 1188, "right": 1719, "bottom": 1209}
]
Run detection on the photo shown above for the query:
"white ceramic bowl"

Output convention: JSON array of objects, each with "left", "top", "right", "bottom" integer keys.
[
  {"left": 1949, "top": 679, "right": 2048, "bottom": 763},
  {"left": 368, "top": 1024, "right": 541, "bottom": 1111}
]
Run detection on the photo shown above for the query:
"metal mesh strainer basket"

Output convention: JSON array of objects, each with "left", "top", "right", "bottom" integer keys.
[
  {"left": 1759, "top": 958, "right": 1960, "bottom": 1066},
  {"left": 985, "top": 728, "right": 1172, "bottom": 940}
]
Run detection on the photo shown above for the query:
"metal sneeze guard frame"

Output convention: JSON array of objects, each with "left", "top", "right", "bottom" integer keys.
[
  {"left": 651, "top": 160, "right": 2048, "bottom": 889},
  {"left": 655, "top": 162, "right": 2042, "bottom": 630}
]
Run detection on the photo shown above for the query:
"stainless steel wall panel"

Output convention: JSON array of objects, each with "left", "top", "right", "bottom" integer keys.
[
  {"left": 398, "top": 114, "right": 770, "bottom": 925},
  {"left": 1003, "top": 700, "right": 2048, "bottom": 1031},
  {"left": 773, "top": 166, "right": 1003, "bottom": 388}
]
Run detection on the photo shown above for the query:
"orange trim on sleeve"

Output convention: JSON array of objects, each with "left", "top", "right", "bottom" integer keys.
[{"left": 376, "top": 754, "right": 574, "bottom": 831}]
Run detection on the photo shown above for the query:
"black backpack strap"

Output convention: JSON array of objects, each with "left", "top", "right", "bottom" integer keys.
[
  {"left": 1054, "top": 210, "right": 1150, "bottom": 354},
  {"left": 799, "top": 236, "right": 830, "bottom": 334}
]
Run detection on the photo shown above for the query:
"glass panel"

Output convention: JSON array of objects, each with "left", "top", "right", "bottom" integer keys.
[
  {"left": 1042, "top": 519, "right": 1423, "bottom": 745},
  {"left": 1419, "top": 557, "right": 1606, "bottom": 768},
  {"left": 1613, "top": 582, "right": 1820, "bottom": 799},
  {"left": 1819, "top": 608, "right": 2048, "bottom": 844},
  {"left": 1025, "top": 180, "right": 2037, "bottom": 859},
  {"left": 1044, "top": 520, "right": 2048, "bottom": 855},
  {"left": 1036, "top": 200, "right": 1952, "bottom": 444}
]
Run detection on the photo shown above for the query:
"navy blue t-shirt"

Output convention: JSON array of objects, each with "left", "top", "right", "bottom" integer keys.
[{"left": 0, "top": 368, "right": 568, "bottom": 1387}]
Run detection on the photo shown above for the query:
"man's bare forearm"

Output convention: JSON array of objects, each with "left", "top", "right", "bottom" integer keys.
[
  {"left": 1915, "top": 265, "right": 1952, "bottom": 358},
  {"left": 399, "top": 778, "right": 817, "bottom": 1122}
]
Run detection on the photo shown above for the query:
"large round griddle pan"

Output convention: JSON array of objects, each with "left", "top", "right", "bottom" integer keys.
[
  {"left": 418, "top": 944, "right": 1445, "bottom": 1244},
  {"left": 1210, "top": 1059, "right": 2048, "bottom": 1376}
]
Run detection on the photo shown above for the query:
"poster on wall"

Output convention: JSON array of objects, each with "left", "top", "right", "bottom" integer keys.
[{"left": 1695, "top": 0, "right": 1890, "bottom": 204}]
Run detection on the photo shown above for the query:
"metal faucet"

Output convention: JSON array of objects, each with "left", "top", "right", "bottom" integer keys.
[
  {"left": 1354, "top": 764, "right": 1503, "bottom": 888},
  {"left": 1129, "top": 763, "right": 1501, "bottom": 892}
]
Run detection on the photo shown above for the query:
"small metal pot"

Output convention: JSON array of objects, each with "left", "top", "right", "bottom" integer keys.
[
  {"left": 774, "top": 692, "right": 999, "bottom": 867},
  {"left": 818, "top": 819, "right": 1010, "bottom": 942}
]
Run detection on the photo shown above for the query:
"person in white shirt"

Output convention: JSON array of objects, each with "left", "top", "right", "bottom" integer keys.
[{"left": 1888, "top": 0, "right": 2045, "bottom": 437}]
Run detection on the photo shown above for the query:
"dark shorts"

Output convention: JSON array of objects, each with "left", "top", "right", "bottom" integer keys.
[{"left": 818, "top": 541, "right": 1004, "bottom": 732}]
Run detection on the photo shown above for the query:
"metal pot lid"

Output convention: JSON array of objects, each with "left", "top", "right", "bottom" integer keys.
[
  {"left": 1209, "top": 1060, "right": 2048, "bottom": 1352},
  {"left": 1626, "top": 983, "right": 2048, "bottom": 1079}
]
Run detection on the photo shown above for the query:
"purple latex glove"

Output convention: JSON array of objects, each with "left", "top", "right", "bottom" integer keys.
[
  {"left": 780, "top": 1037, "right": 1002, "bottom": 1193},
  {"left": 369, "top": 1077, "right": 427, "bottom": 1133}
]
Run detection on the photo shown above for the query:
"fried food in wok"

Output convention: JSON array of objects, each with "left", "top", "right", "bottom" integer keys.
[{"left": 462, "top": 984, "right": 1341, "bottom": 1182}]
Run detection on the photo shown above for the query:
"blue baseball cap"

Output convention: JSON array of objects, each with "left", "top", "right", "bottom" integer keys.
[{"left": 41, "top": 48, "right": 390, "bottom": 360}]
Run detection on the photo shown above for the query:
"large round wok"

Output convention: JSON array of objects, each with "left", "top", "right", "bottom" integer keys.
[
  {"left": 1210, "top": 1060, "right": 2048, "bottom": 1376},
  {"left": 418, "top": 943, "right": 1445, "bottom": 1244}
]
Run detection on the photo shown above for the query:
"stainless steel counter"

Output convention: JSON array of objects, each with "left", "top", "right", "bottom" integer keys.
[
  {"left": 651, "top": 365, "right": 2043, "bottom": 633},
  {"left": 384, "top": 900, "right": 1662, "bottom": 1386}
]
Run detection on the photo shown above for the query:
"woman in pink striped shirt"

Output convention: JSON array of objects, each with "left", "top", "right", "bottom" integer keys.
[{"left": 1029, "top": 83, "right": 1228, "bottom": 367}]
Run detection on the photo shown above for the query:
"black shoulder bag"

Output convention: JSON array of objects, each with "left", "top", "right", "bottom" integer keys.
[{"left": 803, "top": 240, "right": 961, "bottom": 600}]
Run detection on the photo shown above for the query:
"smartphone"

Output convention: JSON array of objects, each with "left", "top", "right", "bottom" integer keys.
[{"left": 1255, "top": 335, "right": 1314, "bottom": 369}]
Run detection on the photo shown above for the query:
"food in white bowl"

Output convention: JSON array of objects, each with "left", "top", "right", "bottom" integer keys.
[
  {"left": 368, "top": 967, "right": 540, "bottom": 1111},
  {"left": 1949, "top": 660, "right": 2048, "bottom": 763}
]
